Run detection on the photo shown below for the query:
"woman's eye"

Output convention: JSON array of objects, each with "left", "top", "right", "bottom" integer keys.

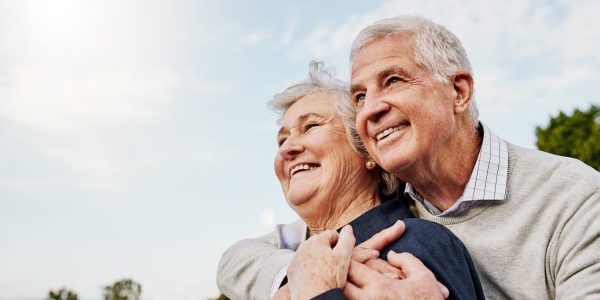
[
  {"left": 304, "top": 122, "right": 320, "bottom": 131},
  {"left": 277, "top": 137, "right": 287, "bottom": 147}
]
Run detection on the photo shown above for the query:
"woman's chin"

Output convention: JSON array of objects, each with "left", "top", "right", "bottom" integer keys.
[{"left": 286, "top": 192, "right": 321, "bottom": 214}]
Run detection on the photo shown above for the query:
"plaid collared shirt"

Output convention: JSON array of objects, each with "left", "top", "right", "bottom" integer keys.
[{"left": 405, "top": 122, "right": 508, "bottom": 216}]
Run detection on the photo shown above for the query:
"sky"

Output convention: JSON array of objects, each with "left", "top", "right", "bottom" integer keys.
[{"left": 0, "top": 0, "right": 599, "bottom": 299}]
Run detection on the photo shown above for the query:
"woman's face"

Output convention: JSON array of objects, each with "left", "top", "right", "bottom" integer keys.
[{"left": 274, "top": 92, "right": 374, "bottom": 217}]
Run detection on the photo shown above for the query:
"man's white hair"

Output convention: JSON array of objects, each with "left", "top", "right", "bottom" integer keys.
[{"left": 349, "top": 15, "right": 479, "bottom": 123}]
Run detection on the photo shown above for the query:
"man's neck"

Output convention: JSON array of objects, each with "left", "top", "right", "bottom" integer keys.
[{"left": 402, "top": 123, "right": 482, "bottom": 212}]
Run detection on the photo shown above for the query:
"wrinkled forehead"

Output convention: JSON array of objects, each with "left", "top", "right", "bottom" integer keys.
[
  {"left": 279, "top": 92, "right": 338, "bottom": 128},
  {"left": 350, "top": 38, "right": 419, "bottom": 88},
  {"left": 351, "top": 34, "right": 415, "bottom": 73}
]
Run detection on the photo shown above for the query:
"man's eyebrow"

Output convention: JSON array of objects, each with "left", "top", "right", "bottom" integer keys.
[
  {"left": 349, "top": 84, "right": 362, "bottom": 95},
  {"left": 378, "top": 65, "right": 409, "bottom": 82},
  {"left": 349, "top": 65, "right": 409, "bottom": 95}
]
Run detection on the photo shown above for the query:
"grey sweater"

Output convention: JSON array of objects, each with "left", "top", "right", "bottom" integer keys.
[{"left": 217, "top": 143, "right": 600, "bottom": 299}]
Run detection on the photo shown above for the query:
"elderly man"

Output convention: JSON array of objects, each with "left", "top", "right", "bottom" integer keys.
[{"left": 218, "top": 16, "right": 600, "bottom": 299}]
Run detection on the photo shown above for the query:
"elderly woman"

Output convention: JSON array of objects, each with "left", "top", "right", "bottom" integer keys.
[{"left": 217, "top": 62, "right": 484, "bottom": 300}]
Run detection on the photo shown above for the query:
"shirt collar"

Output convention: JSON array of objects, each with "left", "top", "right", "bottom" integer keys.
[{"left": 405, "top": 122, "right": 508, "bottom": 216}]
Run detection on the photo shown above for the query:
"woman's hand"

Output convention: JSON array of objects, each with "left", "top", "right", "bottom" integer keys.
[
  {"left": 271, "top": 284, "right": 290, "bottom": 300},
  {"left": 287, "top": 225, "right": 355, "bottom": 300}
]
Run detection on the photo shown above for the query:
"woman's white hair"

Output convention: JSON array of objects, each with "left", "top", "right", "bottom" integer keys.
[
  {"left": 349, "top": 15, "right": 479, "bottom": 124},
  {"left": 269, "top": 61, "right": 400, "bottom": 195}
]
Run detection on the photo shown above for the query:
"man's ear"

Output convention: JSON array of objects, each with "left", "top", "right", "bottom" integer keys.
[{"left": 452, "top": 71, "right": 474, "bottom": 115}]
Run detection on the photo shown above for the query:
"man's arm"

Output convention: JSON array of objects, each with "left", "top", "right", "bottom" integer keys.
[
  {"left": 554, "top": 189, "right": 600, "bottom": 299},
  {"left": 217, "top": 219, "right": 411, "bottom": 299},
  {"left": 217, "top": 220, "right": 304, "bottom": 300}
]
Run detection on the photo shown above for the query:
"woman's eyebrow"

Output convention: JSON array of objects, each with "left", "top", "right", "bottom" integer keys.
[
  {"left": 277, "top": 127, "right": 286, "bottom": 137},
  {"left": 278, "top": 112, "right": 326, "bottom": 136},
  {"left": 298, "top": 112, "right": 324, "bottom": 122}
]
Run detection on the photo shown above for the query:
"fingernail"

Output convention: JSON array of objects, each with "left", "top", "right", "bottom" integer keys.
[
  {"left": 439, "top": 283, "right": 449, "bottom": 296},
  {"left": 388, "top": 250, "right": 397, "bottom": 255}
]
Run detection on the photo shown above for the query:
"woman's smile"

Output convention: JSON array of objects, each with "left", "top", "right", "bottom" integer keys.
[{"left": 289, "top": 163, "right": 320, "bottom": 177}]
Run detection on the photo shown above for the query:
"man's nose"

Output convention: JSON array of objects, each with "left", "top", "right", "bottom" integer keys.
[{"left": 362, "top": 92, "right": 390, "bottom": 123}]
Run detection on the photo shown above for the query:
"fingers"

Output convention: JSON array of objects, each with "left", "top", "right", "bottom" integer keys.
[
  {"left": 359, "top": 220, "right": 405, "bottom": 251},
  {"left": 333, "top": 225, "right": 356, "bottom": 268},
  {"left": 387, "top": 250, "right": 428, "bottom": 278},
  {"left": 313, "top": 229, "right": 339, "bottom": 247},
  {"left": 342, "top": 282, "right": 363, "bottom": 300},
  {"left": 438, "top": 282, "right": 450, "bottom": 299},
  {"left": 347, "top": 259, "right": 380, "bottom": 288},
  {"left": 364, "top": 258, "right": 402, "bottom": 279},
  {"left": 336, "top": 225, "right": 356, "bottom": 252},
  {"left": 352, "top": 247, "right": 379, "bottom": 263}
]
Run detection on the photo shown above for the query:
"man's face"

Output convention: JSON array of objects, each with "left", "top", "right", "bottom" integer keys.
[{"left": 350, "top": 34, "right": 457, "bottom": 176}]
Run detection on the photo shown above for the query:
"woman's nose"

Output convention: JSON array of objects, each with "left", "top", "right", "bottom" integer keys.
[{"left": 279, "top": 138, "right": 305, "bottom": 160}]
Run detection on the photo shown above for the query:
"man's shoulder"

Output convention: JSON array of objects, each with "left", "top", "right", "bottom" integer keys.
[
  {"left": 402, "top": 218, "right": 462, "bottom": 244},
  {"left": 506, "top": 142, "right": 600, "bottom": 188}
]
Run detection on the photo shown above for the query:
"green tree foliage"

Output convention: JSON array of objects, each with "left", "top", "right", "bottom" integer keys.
[
  {"left": 103, "top": 278, "right": 142, "bottom": 300},
  {"left": 47, "top": 287, "right": 78, "bottom": 300},
  {"left": 536, "top": 105, "right": 600, "bottom": 170}
]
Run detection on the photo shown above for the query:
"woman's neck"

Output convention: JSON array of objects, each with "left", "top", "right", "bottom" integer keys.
[{"left": 305, "top": 188, "right": 381, "bottom": 234}]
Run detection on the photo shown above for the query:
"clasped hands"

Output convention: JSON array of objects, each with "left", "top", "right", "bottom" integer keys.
[{"left": 274, "top": 221, "right": 449, "bottom": 300}]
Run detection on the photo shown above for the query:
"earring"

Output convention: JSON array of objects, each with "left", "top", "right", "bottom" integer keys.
[{"left": 365, "top": 160, "right": 376, "bottom": 170}]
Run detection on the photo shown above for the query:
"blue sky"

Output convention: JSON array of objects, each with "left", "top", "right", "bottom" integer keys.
[{"left": 0, "top": 0, "right": 599, "bottom": 299}]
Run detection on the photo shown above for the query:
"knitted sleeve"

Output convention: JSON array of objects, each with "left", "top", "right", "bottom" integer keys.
[
  {"left": 551, "top": 188, "right": 600, "bottom": 299},
  {"left": 217, "top": 220, "right": 304, "bottom": 300}
]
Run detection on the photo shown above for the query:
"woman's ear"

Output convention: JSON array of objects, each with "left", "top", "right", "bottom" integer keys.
[{"left": 365, "top": 159, "right": 377, "bottom": 170}]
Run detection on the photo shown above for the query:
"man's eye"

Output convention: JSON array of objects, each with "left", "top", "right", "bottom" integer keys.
[
  {"left": 354, "top": 94, "right": 365, "bottom": 107},
  {"left": 387, "top": 76, "right": 402, "bottom": 85}
]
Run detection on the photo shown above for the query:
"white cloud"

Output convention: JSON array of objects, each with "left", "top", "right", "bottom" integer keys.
[
  {"left": 273, "top": 16, "right": 299, "bottom": 49},
  {"left": 561, "top": 0, "right": 600, "bottom": 61},
  {"left": 0, "top": 66, "right": 180, "bottom": 132},
  {"left": 244, "top": 30, "right": 272, "bottom": 46}
]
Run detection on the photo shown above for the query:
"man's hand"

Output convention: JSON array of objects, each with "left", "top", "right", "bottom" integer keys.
[
  {"left": 344, "top": 250, "right": 450, "bottom": 300},
  {"left": 359, "top": 220, "right": 406, "bottom": 250},
  {"left": 287, "top": 225, "right": 356, "bottom": 300},
  {"left": 353, "top": 220, "right": 405, "bottom": 278}
]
